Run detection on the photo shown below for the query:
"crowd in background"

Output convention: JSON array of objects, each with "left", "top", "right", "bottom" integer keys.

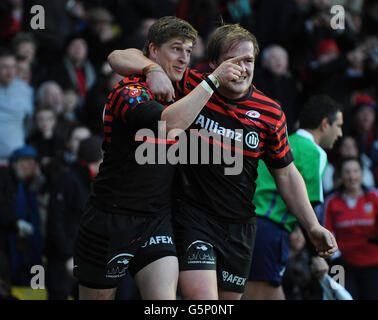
[{"left": 0, "top": 0, "right": 377, "bottom": 300}]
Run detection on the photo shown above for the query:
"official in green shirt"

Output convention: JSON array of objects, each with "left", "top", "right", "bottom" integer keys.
[{"left": 244, "top": 95, "right": 343, "bottom": 300}]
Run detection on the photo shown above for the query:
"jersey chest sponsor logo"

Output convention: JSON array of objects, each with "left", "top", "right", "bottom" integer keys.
[
  {"left": 336, "top": 219, "right": 375, "bottom": 228},
  {"left": 194, "top": 114, "right": 260, "bottom": 149},
  {"left": 245, "top": 131, "right": 259, "bottom": 149},
  {"left": 194, "top": 114, "right": 243, "bottom": 142}
]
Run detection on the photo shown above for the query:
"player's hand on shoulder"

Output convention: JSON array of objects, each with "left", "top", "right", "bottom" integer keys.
[{"left": 146, "top": 70, "right": 175, "bottom": 102}]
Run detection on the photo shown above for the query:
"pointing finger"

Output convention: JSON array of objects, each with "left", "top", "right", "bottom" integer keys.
[{"left": 228, "top": 54, "right": 253, "bottom": 64}]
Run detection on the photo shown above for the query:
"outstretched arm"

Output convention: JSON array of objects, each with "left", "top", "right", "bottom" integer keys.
[
  {"left": 108, "top": 48, "right": 152, "bottom": 75},
  {"left": 161, "top": 55, "right": 249, "bottom": 137},
  {"left": 270, "top": 162, "right": 338, "bottom": 258},
  {"left": 108, "top": 49, "right": 175, "bottom": 101},
  {"left": 108, "top": 49, "right": 254, "bottom": 138}
]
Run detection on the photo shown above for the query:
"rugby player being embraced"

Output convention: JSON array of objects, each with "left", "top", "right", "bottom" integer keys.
[
  {"left": 108, "top": 23, "right": 338, "bottom": 300},
  {"left": 73, "top": 17, "right": 248, "bottom": 300}
]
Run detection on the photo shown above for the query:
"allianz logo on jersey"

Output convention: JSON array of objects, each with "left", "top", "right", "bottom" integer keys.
[
  {"left": 134, "top": 114, "right": 261, "bottom": 175},
  {"left": 245, "top": 131, "right": 259, "bottom": 149},
  {"left": 194, "top": 114, "right": 260, "bottom": 149},
  {"left": 194, "top": 114, "right": 243, "bottom": 142}
]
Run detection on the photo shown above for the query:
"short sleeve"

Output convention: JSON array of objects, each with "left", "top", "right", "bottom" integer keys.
[
  {"left": 126, "top": 100, "right": 165, "bottom": 133},
  {"left": 263, "top": 111, "right": 294, "bottom": 169},
  {"left": 114, "top": 86, "right": 164, "bottom": 132}
]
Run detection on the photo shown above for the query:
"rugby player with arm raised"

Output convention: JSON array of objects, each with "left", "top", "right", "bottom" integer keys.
[{"left": 108, "top": 23, "right": 338, "bottom": 300}]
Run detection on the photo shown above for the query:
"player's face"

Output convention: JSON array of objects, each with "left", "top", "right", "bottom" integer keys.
[
  {"left": 36, "top": 110, "right": 56, "bottom": 135},
  {"left": 0, "top": 56, "right": 17, "bottom": 86},
  {"left": 322, "top": 111, "right": 343, "bottom": 149},
  {"left": 151, "top": 37, "right": 193, "bottom": 82},
  {"left": 338, "top": 136, "right": 358, "bottom": 157},
  {"left": 14, "top": 157, "right": 38, "bottom": 181},
  {"left": 341, "top": 159, "right": 362, "bottom": 191},
  {"left": 214, "top": 41, "right": 255, "bottom": 100},
  {"left": 355, "top": 106, "right": 375, "bottom": 134}
]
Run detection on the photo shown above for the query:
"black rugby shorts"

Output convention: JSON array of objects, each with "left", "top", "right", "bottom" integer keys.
[
  {"left": 173, "top": 201, "right": 256, "bottom": 293},
  {"left": 73, "top": 203, "right": 176, "bottom": 289}
]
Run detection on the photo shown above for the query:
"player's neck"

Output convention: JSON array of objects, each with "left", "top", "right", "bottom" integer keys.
[
  {"left": 217, "top": 86, "right": 250, "bottom": 101},
  {"left": 304, "top": 128, "right": 321, "bottom": 145},
  {"left": 343, "top": 186, "right": 362, "bottom": 199}
]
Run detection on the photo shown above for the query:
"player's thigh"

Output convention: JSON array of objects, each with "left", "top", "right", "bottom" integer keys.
[
  {"left": 79, "top": 284, "right": 116, "bottom": 300},
  {"left": 179, "top": 269, "right": 218, "bottom": 300},
  {"left": 131, "top": 214, "right": 178, "bottom": 299},
  {"left": 74, "top": 204, "right": 145, "bottom": 293},
  {"left": 218, "top": 289, "right": 243, "bottom": 300},
  {"left": 242, "top": 281, "right": 285, "bottom": 300},
  {"left": 216, "top": 221, "right": 256, "bottom": 296},
  {"left": 134, "top": 256, "right": 178, "bottom": 300}
]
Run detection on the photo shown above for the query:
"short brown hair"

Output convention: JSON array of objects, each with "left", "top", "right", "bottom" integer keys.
[
  {"left": 143, "top": 16, "right": 198, "bottom": 57},
  {"left": 207, "top": 24, "right": 259, "bottom": 63},
  {"left": 33, "top": 104, "right": 57, "bottom": 120}
]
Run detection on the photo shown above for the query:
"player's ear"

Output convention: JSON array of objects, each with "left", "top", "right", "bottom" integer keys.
[
  {"left": 321, "top": 117, "right": 330, "bottom": 131},
  {"left": 149, "top": 43, "right": 158, "bottom": 59}
]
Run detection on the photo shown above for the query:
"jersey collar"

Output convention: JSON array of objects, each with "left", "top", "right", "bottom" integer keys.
[
  {"left": 216, "top": 85, "right": 253, "bottom": 103},
  {"left": 295, "top": 129, "right": 315, "bottom": 143}
]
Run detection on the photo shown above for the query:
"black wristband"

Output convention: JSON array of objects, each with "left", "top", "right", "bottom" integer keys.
[{"left": 204, "top": 76, "right": 218, "bottom": 92}]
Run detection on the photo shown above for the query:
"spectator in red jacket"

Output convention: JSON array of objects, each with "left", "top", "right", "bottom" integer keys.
[{"left": 324, "top": 156, "right": 378, "bottom": 299}]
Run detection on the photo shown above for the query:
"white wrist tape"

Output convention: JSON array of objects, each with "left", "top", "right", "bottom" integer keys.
[
  {"left": 200, "top": 79, "right": 214, "bottom": 95},
  {"left": 208, "top": 74, "right": 220, "bottom": 88}
]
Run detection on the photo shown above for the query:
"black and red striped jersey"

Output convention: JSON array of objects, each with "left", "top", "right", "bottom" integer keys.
[
  {"left": 90, "top": 75, "right": 176, "bottom": 216},
  {"left": 173, "top": 68, "right": 294, "bottom": 223}
]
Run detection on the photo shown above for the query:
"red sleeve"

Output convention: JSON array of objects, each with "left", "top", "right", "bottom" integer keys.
[
  {"left": 104, "top": 84, "right": 164, "bottom": 132},
  {"left": 324, "top": 198, "right": 335, "bottom": 234},
  {"left": 264, "top": 111, "right": 294, "bottom": 168},
  {"left": 117, "top": 86, "right": 154, "bottom": 123}
]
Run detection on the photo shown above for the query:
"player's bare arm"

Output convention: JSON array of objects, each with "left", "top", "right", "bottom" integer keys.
[
  {"left": 108, "top": 48, "right": 252, "bottom": 138},
  {"left": 161, "top": 54, "right": 250, "bottom": 136},
  {"left": 269, "top": 163, "right": 338, "bottom": 258},
  {"left": 108, "top": 48, "right": 174, "bottom": 101}
]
